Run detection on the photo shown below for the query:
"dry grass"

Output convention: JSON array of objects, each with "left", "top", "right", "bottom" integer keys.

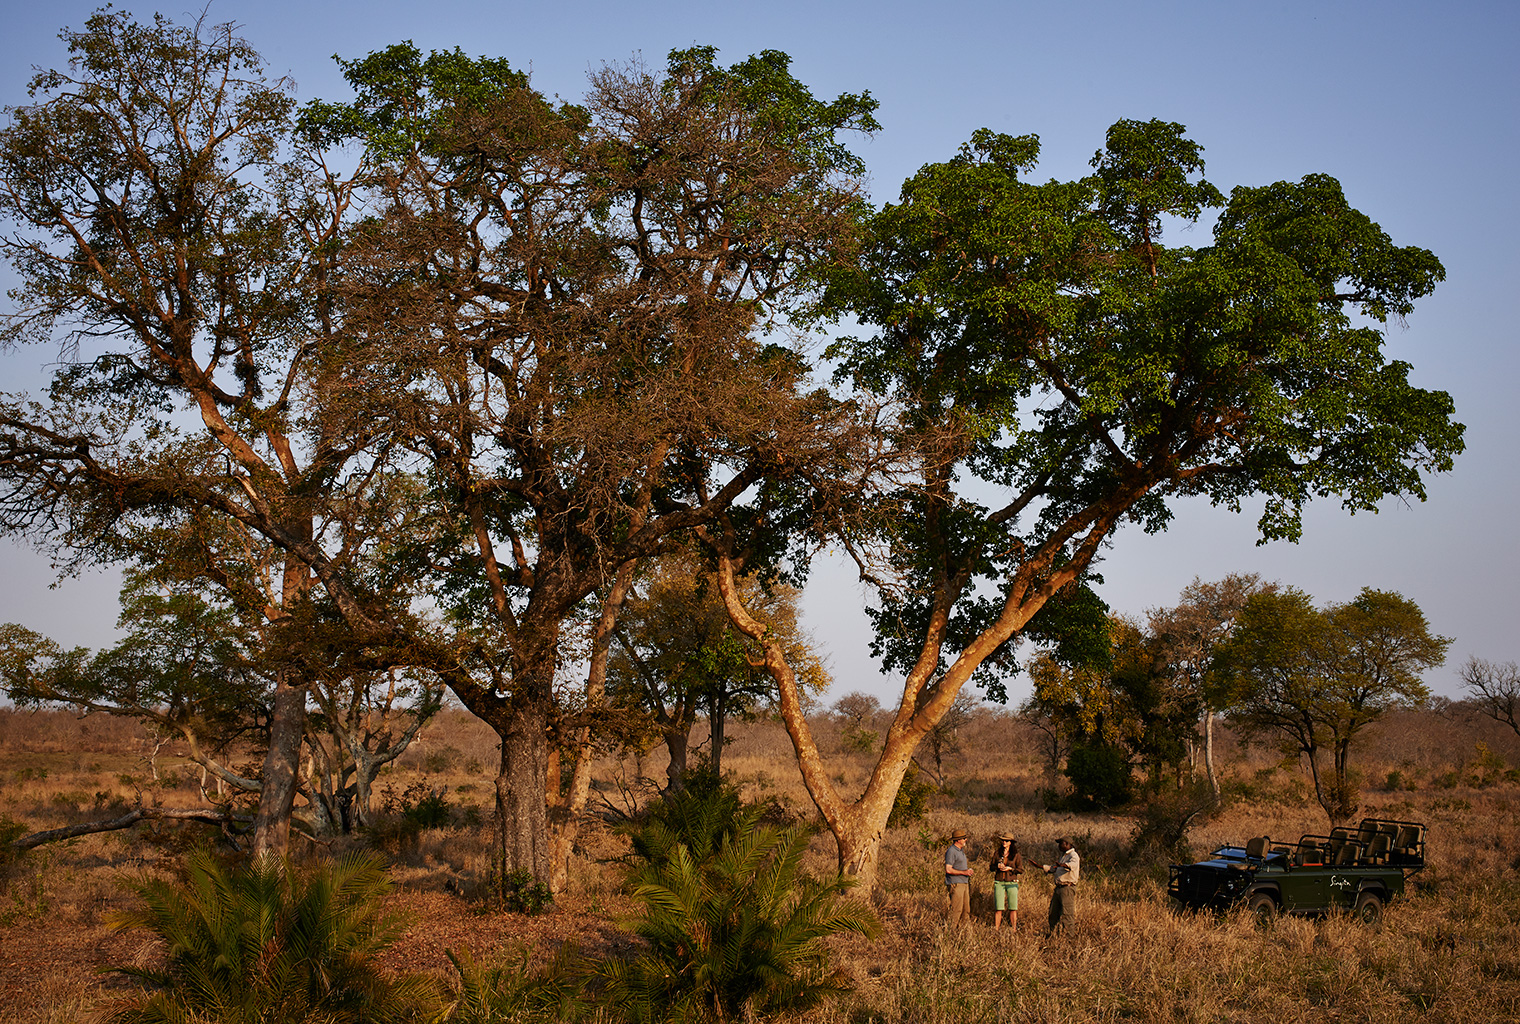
[{"left": 1, "top": 705, "right": 1518, "bottom": 1022}]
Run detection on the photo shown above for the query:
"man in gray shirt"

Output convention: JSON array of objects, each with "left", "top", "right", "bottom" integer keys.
[
  {"left": 1041, "top": 836, "right": 1080, "bottom": 934},
  {"left": 944, "top": 827, "right": 973, "bottom": 925}
]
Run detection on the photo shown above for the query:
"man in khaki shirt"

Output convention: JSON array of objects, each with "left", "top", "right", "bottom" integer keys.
[{"left": 1040, "top": 836, "right": 1080, "bottom": 934}]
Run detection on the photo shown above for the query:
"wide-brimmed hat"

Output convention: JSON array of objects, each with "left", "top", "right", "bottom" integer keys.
[
  {"left": 996, "top": 831, "right": 1016, "bottom": 843},
  {"left": 950, "top": 827, "right": 969, "bottom": 841}
]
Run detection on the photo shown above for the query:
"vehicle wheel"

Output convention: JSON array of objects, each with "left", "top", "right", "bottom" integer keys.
[
  {"left": 1354, "top": 891, "right": 1385, "bottom": 926},
  {"left": 1248, "top": 892, "right": 1278, "bottom": 926}
]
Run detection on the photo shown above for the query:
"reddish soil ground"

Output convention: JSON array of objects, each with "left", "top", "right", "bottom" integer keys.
[{"left": 0, "top": 888, "right": 639, "bottom": 1020}]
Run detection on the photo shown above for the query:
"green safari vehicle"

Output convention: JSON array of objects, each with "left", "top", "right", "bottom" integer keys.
[{"left": 1168, "top": 817, "right": 1425, "bottom": 924}]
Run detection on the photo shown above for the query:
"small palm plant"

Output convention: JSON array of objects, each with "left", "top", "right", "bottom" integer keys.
[
  {"left": 623, "top": 768, "right": 744, "bottom": 876},
  {"left": 607, "top": 807, "right": 878, "bottom": 1023},
  {"left": 105, "top": 849, "right": 437, "bottom": 1024}
]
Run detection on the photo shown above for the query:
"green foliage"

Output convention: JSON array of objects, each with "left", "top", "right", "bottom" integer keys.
[
  {"left": 841, "top": 726, "right": 877, "bottom": 754},
  {"left": 441, "top": 945, "right": 594, "bottom": 1023},
  {"left": 499, "top": 870, "right": 554, "bottom": 917},
  {"left": 104, "top": 850, "right": 436, "bottom": 1024},
  {"left": 820, "top": 115, "right": 1461, "bottom": 720},
  {"left": 607, "top": 815, "right": 877, "bottom": 1023},
  {"left": 0, "top": 814, "right": 27, "bottom": 866},
  {"left": 1063, "top": 741, "right": 1133, "bottom": 809},
  {"left": 887, "top": 764, "right": 935, "bottom": 828},
  {"left": 402, "top": 791, "right": 452, "bottom": 831},
  {"left": 623, "top": 767, "right": 745, "bottom": 875},
  {"left": 609, "top": 775, "right": 875, "bottom": 1021},
  {"left": 1217, "top": 586, "right": 1449, "bottom": 822},
  {"left": 0, "top": 847, "right": 54, "bottom": 926}
]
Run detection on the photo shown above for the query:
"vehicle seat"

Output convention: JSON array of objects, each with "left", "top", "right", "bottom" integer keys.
[
  {"left": 1334, "top": 842, "right": 1358, "bottom": 866},
  {"left": 1364, "top": 833, "right": 1391, "bottom": 865},
  {"left": 1245, "top": 836, "right": 1269, "bottom": 860}
]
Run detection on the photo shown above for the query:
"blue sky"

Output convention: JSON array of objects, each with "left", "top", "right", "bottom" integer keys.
[{"left": 2, "top": 0, "right": 1516, "bottom": 704}]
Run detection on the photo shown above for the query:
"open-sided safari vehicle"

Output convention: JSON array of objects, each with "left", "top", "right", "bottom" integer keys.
[{"left": 1168, "top": 818, "right": 1426, "bottom": 924}]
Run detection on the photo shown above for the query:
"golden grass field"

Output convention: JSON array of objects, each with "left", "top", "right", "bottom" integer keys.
[{"left": 1, "top": 703, "right": 1517, "bottom": 1023}]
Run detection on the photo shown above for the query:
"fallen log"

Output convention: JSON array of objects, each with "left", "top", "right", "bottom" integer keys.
[{"left": 10, "top": 806, "right": 252, "bottom": 851}]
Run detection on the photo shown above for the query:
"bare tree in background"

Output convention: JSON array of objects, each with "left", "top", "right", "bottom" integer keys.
[{"left": 1460, "top": 657, "right": 1520, "bottom": 736}]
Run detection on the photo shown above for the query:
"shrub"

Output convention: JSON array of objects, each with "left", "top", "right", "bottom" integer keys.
[
  {"left": 0, "top": 815, "right": 27, "bottom": 864},
  {"left": 1063, "top": 741, "right": 1133, "bottom": 808},
  {"left": 424, "top": 746, "right": 461, "bottom": 773},
  {"left": 887, "top": 763, "right": 934, "bottom": 827},
  {"left": 605, "top": 817, "right": 878, "bottom": 1023},
  {"left": 103, "top": 850, "right": 437, "bottom": 1024},
  {"left": 441, "top": 945, "right": 593, "bottom": 1023},
  {"left": 1126, "top": 781, "right": 1218, "bottom": 863},
  {"left": 403, "top": 791, "right": 452, "bottom": 830},
  {"left": 623, "top": 765, "right": 743, "bottom": 874},
  {"left": 499, "top": 869, "right": 553, "bottom": 916},
  {"left": 1468, "top": 742, "right": 1508, "bottom": 788},
  {"left": 841, "top": 726, "right": 877, "bottom": 754}
]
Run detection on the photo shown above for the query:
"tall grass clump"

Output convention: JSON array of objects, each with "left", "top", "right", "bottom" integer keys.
[
  {"left": 441, "top": 945, "right": 596, "bottom": 1023},
  {"left": 103, "top": 849, "right": 437, "bottom": 1023},
  {"left": 606, "top": 776, "right": 878, "bottom": 1023}
]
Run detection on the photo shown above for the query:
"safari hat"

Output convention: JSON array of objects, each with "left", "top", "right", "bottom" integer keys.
[
  {"left": 996, "top": 831, "right": 1016, "bottom": 842},
  {"left": 950, "top": 827, "right": 969, "bottom": 841}
]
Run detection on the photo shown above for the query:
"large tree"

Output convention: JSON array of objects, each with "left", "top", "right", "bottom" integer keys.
[
  {"left": 712, "top": 120, "right": 1464, "bottom": 890},
  {"left": 300, "top": 43, "right": 877, "bottom": 884},
  {"left": 0, "top": 10, "right": 416, "bottom": 857},
  {"left": 0, "top": 14, "right": 878, "bottom": 882},
  {"left": 1217, "top": 587, "right": 1449, "bottom": 823}
]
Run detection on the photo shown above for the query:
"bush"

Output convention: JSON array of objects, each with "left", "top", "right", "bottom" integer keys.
[
  {"left": 623, "top": 763, "right": 743, "bottom": 874},
  {"left": 841, "top": 726, "right": 877, "bottom": 754},
  {"left": 887, "top": 764, "right": 934, "bottom": 828},
  {"left": 442, "top": 945, "right": 593, "bottom": 1023},
  {"left": 1126, "top": 781, "right": 1217, "bottom": 863},
  {"left": 500, "top": 869, "right": 553, "bottom": 916},
  {"left": 403, "top": 791, "right": 452, "bottom": 830},
  {"left": 0, "top": 814, "right": 28, "bottom": 869},
  {"left": 1063, "top": 741, "right": 1133, "bottom": 808},
  {"left": 606, "top": 816, "right": 877, "bottom": 1023},
  {"left": 104, "top": 850, "right": 437, "bottom": 1024}
]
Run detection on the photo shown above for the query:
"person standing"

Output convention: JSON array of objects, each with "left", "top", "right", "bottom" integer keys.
[
  {"left": 1040, "top": 836, "right": 1080, "bottom": 934},
  {"left": 944, "top": 827, "right": 973, "bottom": 926},
  {"left": 990, "top": 832, "right": 1023, "bottom": 931}
]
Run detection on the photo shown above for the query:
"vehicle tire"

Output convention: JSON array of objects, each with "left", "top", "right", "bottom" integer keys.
[
  {"left": 1354, "top": 891, "right": 1385, "bottom": 926},
  {"left": 1248, "top": 892, "right": 1278, "bottom": 926}
]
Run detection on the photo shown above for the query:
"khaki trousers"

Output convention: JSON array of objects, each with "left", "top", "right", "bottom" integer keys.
[
  {"left": 1048, "top": 883, "right": 1076, "bottom": 933},
  {"left": 947, "top": 882, "right": 971, "bottom": 925}
]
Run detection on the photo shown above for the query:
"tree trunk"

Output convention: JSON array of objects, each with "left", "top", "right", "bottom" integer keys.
[
  {"left": 662, "top": 727, "right": 690, "bottom": 794},
  {"left": 1303, "top": 744, "right": 1338, "bottom": 827},
  {"left": 353, "top": 750, "right": 379, "bottom": 827},
  {"left": 708, "top": 500, "right": 1124, "bottom": 894},
  {"left": 253, "top": 671, "right": 306, "bottom": 858},
  {"left": 1331, "top": 736, "right": 1358, "bottom": 823},
  {"left": 711, "top": 687, "right": 728, "bottom": 777},
  {"left": 1203, "top": 709, "right": 1220, "bottom": 801},
  {"left": 253, "top": 533, "right": 315, "bottom": 860},
  {"left": 549, "top": 563, "right": 634, "bottom": 891},
  {"left": 494, "top": 695, "right": 552, "bottom": 883}
]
